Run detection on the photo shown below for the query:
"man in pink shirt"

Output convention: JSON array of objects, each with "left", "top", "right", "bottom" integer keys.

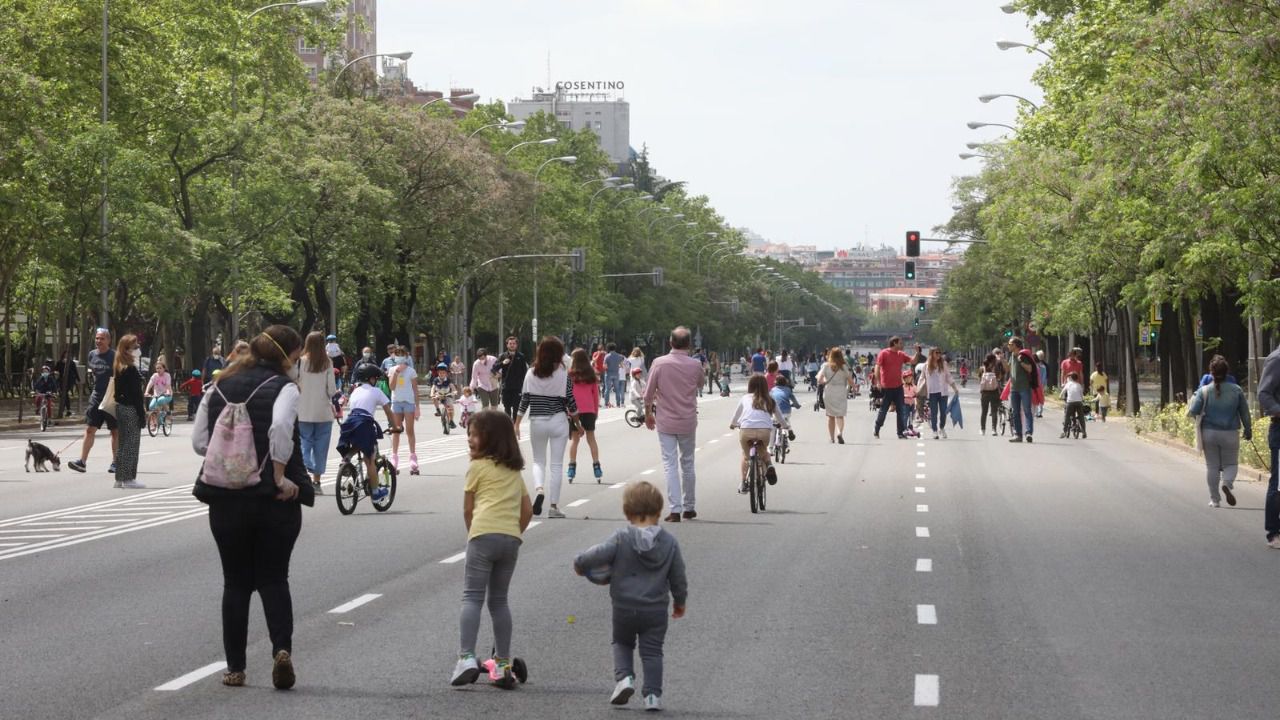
[
  {"left": 644, "top": 326, "right": 705, "bottom": 522},
  {"left": 469, "top": 348, "right": 499, "bottom": 408}
]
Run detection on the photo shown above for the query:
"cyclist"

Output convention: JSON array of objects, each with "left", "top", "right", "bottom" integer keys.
[
  {"left": 430, "top": 362, "right": 459, "bottom": 431},
  {"left": 769, "top": 374, "right": 801, "bottom": 442},
  {"left": 625, "top": 367, "right": 646, "bottom": 419},
  {"left": 339, "top": 364, "right": 402, "bottom": 500},
  {"left": 729, "top": 374, "right": 785, "bottom": 494},
  {"left": 143, "top": 359, "right": 174, "bottom": 427},
  {"left": 32, "top": 364, "right": 58, "bottom": 416},
  {"left": 1059, "top": 371, "right": 1087, "bottom": 439}
]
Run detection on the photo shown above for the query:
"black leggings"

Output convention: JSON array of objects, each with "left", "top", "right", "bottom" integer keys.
[
  {"left": 980, "top": 390, "right": 1000, "bottom": 431},
  {"left": 208, "top": 497, "right": 302, "bottom": 672}
]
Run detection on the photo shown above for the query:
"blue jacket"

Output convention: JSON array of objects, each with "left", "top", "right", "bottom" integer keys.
[
  {"left": 1189, "top": 381, "right": 1252, "bottom": 437},
  {"left": 770, "top": 386, "right": 800, "bottom": 416}
]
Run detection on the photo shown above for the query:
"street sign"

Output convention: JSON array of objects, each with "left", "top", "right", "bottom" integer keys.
[{"left": 1139, "top": 323, "right": 1151, "bottom": 346}]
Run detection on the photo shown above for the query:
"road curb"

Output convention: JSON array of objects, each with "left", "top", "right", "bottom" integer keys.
[{"left": 1133, "top": 427, "right": 1270, "bottom": 484}]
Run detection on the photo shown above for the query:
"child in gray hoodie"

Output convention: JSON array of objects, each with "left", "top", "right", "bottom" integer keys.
[{"left": 574, "top": 481, "right": 688, "bottom": 711}]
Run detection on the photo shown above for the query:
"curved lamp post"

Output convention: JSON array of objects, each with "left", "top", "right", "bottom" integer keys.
[
  {"left": 979, "top": 93, "right": 1040, "bottom": 110},
  {"left": 589, "top": 182, "right": 634, "bottom": 211},
  {"left": 420, "top": 92, "right": 480, "bottom": 112},
  {"left": 332, "top": 50, "right": 413, "bottom": 89},
  {"left": 505, "top": 137, "right": 558, "bottom": 156},
  {"left": 581, "top": 176, "right": 624, "bottom": 188},
  {"left": 617, "top": 193, "right": 653, "bottom": 208},
  {"left": 468, "top": 120, "right": 525, "bottom": 138},
  {"left": 959, "top": 152, "right": 991, "bottom": 160},
  {"left": 996, "top": 39, "right": 1054, "bottom": 60},
  {"left": 967, "top": 121, "right": 1017, "bottom": 132}
]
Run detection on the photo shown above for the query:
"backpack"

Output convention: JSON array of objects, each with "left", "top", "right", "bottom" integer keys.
[
  {"left": 200, "top": 376, "right": 280, "bottom": 490},
  {"left": 979, "top": 371, "right": 998, "bottom": 391}
]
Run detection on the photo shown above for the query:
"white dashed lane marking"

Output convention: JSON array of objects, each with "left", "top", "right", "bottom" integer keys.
[
  {"left": 914, "top": 674, "right": 940, "bottom": 706},
  {"left": 916, "top": 558, "right": 932, "bottom": 572},
  {"left": 916, "top": 527, "right": 930, "bottom": 538},
  {"left": 610, "top": 483, "right": 625, "bottom": 489},
  {"left": 328, "top": 593, "right": 382, "bottom": 614},
  {"left": 641, "top": 469, "right": 656, "bottom": 476},
  {"left": 155, "top": 661, "right": 226, "bottom": 692},
  {"left": 917, "top": 604, "right": 937, "bottom": 625},
  {"left": 440, "top": 552, "right": 467, "bottom": 565},
  {"left": 566, "top": 499, "right": 590, "bottom": 508},
  {"left": 915, "top": 474, "right": 926, "bottom": 479},
  {"left": 916, "top": 505, "right": 928, "bottom": 513},
  {"left": 915, "top": 487, "right": 926, "bottom": 493}
]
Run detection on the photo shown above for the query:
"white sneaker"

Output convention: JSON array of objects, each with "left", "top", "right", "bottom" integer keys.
[
  {"left": 450, "top": 654, "right": 480, "bottom": 686},
  {"left": 644, "top": 693, "right": 662, "bottom": 711},
  {"left": 941, "top": 428, "right": 948, "bottom": 439},
  {"left": 120, "top": 480, "right": 146, "bottom": 489},
  {"left": 610, "top": 675, "right": 635, "bottom": 705},
  {"left": 932, "top": 433, "right": 938, "bottom": 440},
  {"left": 1208, "top": 500, "right": 1220, "bottom": 508},
  {"left": 547, "top": 507, "right": 566, "bottom": 519}
]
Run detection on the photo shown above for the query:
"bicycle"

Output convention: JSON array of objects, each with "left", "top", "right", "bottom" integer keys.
[
  {"left": 1067, "top": 409, "right": 1086, "bottom": 439},
  {"left": 145, "top": 396, "right": 174, "bottom": 437},
  {"left": 995, "top": 403, "right": 1009, "bottom": 436},
  {"left": 746, "top": 437, "right": 767, "bottom": 514},
  {"left": 335, "top": 427, "right": 400, "bottom": 515},
  {"left": 771, "top": 422, "right": 790, "bottom": 464},
  {"left": 624, "top": 403, "right": 648, "bottom": 429},
  {"left": 32, "top": 392, "right": 55, "bottom": 432}
]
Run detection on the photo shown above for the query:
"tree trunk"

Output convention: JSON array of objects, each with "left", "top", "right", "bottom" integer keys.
[{"left": 1180, "top": 298, "right": 1198, "bottom": 396}]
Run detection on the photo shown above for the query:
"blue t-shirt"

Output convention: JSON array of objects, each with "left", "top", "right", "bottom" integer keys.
[
  {"left": 770, "top": 386, "right": 798, "bottom": 416},
  {"left": 604, "top": 352, "right": 625, "bottom": 374},
  {"left": 751, "top": 353, "right": 766, "bottom": 373}
]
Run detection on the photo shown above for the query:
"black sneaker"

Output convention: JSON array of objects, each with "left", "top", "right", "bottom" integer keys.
[
  {"left": 787, "top": 429, "right": 796, "bottom": 441},
  {"left": 1026, "top": 435, "right": 1033, "bottom": 444},
  {"left": 837, "top": 434, "right": 844, "bottom": 444},
  {"left": 532, "top": 493, "right": 544, "bottom": 516},
  {"left": 765, "top": 466, "right": 778, "bottom": 485},
  {"left": 1223, "top": 485, "right": 1237, "bottom": 507},
  {"left": 68, "top": 459, "right": 86, "bottom": 473},
  {"left": 1009, "top": 436, "right": 1024, "bottom": 443},
  {"left": 874, "top": 430, "right": 880, "bottom": 439}
]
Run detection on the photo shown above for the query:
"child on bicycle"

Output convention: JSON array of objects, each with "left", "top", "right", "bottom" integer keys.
[
  {"left": 32, "top": 363, "right": 58, "bottom": 406},
  {"left": 768, "top": 374, "right": 800, "bottom": 441},
  {"left": 143, "top": 359, "right": 173, "bottom": 426},
  {"left": 339, "top": 364, "right": 402, "bottom": 500},
  {"left": 625, "top": 367, "right": 646, "bottom": 418},
  {"left": 451, "top": 409, "right": 533, "bottom": 690},
  {"left": 457, "top": 386, "right": 481, "bottom": 430},
  {"left": 430, "top": 362, "right": 459, "bottom": 432},
  {"left": 573, "top": 481, "right": 688, "bottom": 711},
  {"left": 1060, "top": 371, "right": 1087, "bottom": 439},
  {"left": 729, "top": 374, "right": 786, "bottom": 493},
  {"left": 180, "top": 369, "right": 204, "bottom": 420}
]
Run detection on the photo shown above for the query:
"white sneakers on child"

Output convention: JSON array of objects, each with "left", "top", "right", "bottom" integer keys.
[
  {"left": 450, "top": 654, "right": 480, "bottom": 686},
  {"left": 644, "top": 693, "right": 662, "bottom": 711},
  {"left": 610, "top": 675, "right": 636, "bottom": 705}
]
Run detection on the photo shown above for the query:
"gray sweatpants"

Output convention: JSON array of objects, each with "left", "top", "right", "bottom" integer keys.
[
  {"left": 613, "top": 606, "right": 669, "bottom": 698},
  {"left": 460, "top": 533, "right": 521, "bottom": 658},
  {"left": 1202, "top": 428, "right": 1240, "bottom": 502}
]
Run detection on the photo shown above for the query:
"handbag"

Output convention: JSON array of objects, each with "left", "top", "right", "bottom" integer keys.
[{"left": 99, "top": 376, "right": 118, "bottom": 417}]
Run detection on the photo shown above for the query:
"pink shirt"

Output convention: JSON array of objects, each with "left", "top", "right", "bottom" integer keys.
[
  {"left": 643, "top": 349, "right": 703, "bottom": 435},
  {"left": 572, "top": 380, "right": 600, "bottom": 415},
  {"left": 470, "top": 356, "right": 497, "bottom": 391}
]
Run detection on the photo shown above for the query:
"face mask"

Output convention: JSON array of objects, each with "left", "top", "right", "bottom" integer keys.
[
  {"left": 41, "top": 372, "right": 49, "bottom": 378},
  {"left": 363, "top": 353, "right": 374, "bottom": 360},
  {"left": 132, "top": 348, "right": 142, "bottom": 361},
  {"left": 394, "top": 356, "right": 408, "bottom": 365},
  {"left": 213, "top": 353, "right": 221, "bottom": 359}
]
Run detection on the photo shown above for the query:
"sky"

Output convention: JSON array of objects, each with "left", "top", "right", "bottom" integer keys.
[{"left": 378, "top": 0, "right": 1044, "bottom": 252}]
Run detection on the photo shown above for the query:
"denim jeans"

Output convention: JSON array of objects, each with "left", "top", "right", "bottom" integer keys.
[
  {"left": 603, "top": 372, "right": 622, "bottom": 406},
  {"left": 928, "top": 393, "right": 947, "bottom": 432},
  {"left": 298, "top": 420, "right": 333, "bottom": 476},
  {"left": 1267, "top": 423, "right": 1280, "bottom": 538},
  {"left": 874, "top": 385, "right": 907, "bottom": 436},
  {"left": 1010, "top": 389, "right": 1034, "bottom": 437}
]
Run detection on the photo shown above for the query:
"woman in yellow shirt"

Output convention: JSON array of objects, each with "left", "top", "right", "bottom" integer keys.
[{"left": 450, "top": 409, "right": 533, "bottom": 689}]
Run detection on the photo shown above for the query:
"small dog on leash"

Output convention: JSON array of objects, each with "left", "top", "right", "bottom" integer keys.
[{"left": 25, "top": 439, "right": 61, "bottom": 472}]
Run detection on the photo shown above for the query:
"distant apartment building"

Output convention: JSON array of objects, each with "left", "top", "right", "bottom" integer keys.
[
  {"left": 296, "top": 0, "right": 376, "bottom": 81},
  {"left": 508, "top": 83, "right": 631, "bottom": 168},
  {"left": 380, "top": 60, "right": 478, "bottom": 115},
  {"left": 817, "top": 245, "right": 962, "bottom": 309}
]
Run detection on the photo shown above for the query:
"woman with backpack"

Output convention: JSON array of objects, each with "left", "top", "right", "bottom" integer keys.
[
  {"left": 192, "top": 325, "right": 313, "bottom": 690},
  {"left": 978, "top": 353, "right": 1005, "bottom": 436}
]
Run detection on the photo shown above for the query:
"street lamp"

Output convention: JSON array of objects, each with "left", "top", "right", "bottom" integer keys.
[
  {"left": 979, "top": 93, "right": 1040, "bottom": 110},
  {"left": 504, "top": 137, "right": 558, "bottom": 156},
  {"left": 332, "top": 50, "right": 413, "bottom": 87},
  {"left": 589, "top": 182, "right": 634, "bottom": 211},
  {"left": 467, "top": 120, "right": 525, "bottom": 138},
  {"left": 959, "top": 153, "right": 991, "bottom": 160},
  {"left": 647, "top": 213, "right": 684, "bottom": 234},
  {"left": 617, "top": 193, "right": 653, "bottom": 208},
  {"left": 532, "top": 156, "right": 578, "bottom": 222},
  {"left": 1000, "top": 3, "right": 1017, "bottom": 13},
  {"left": 697, "top": 241, "right": 733, "bottom": 273},
  {"left": 245, "top": 0, "right": 327, "bottom": 19},
  {"left": 420, "top": 92, "right": 480, "bottom": 110},
  {"left": 581, "top": 176, "right": 624, "bottom": 188},
  {"left": 681, "top": 231, "right": 719, "bottom": 252},
  {"left": 996, "top": 39, "right": 1054, "bottom": 60},
  {"left": 967, "top": 121, "right": 1017, "bottom": 132}
]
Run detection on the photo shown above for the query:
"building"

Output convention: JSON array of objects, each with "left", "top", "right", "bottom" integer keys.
[
  {"left": 296, "top": 0, "right": 376, "bottom": 81},
  {"left": 817, "top": 245, "right": 963, "bottom": 309},
  {"left": 380, "top": 60, "right": 478, "bottom": 115},
  {"left": 868, "top": 286, "right": 939, "bottom": 313},
  {"left": 508, "top": 84, "right": 631, "bottom": 168}
]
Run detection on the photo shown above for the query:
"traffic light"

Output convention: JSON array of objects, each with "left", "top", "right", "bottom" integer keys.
[
  {"left": 917, "top": 299, "right": 927, "bottom": 312},
  {"left": 906, "top": 230, "right": 921, "bottom": 258},
  {"left": 905, "top": 261, "right": 916, "bottom": 280},
  {"left": 913, "top": 317, "right": 920, "bottom": 327},
  {"left": 1003, "top": 328, "right": 1013, "bottom": 338}
]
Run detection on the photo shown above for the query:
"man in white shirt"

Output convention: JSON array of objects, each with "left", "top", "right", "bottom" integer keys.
[{"left": 470, "top": 348, "right": 500, "bottom": 408}]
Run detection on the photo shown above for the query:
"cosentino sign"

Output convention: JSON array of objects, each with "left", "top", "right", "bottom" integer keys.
[{"left": 555, "top": 80, "right": 625, "bottom": 91}]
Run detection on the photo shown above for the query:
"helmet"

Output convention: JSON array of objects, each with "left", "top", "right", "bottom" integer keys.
[
  {"left": 435, "top": 363, "right": 448, "bottom": 371},
  {"left": 630, "top": 367, "right": 643, "bottom": 375},
  {"left": 326, "top": 334, "right": 337, "bottom": 342},
  {"left": 192, "top": 369, "right": 202, "bottom": 378},
  {"left": 355, "top": 364, "right": 384, "bottom": 384}
]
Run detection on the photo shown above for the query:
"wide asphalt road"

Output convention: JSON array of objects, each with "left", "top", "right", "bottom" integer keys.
[{"left": 1, "top": 379, "right": 1278, "bottom": 719}]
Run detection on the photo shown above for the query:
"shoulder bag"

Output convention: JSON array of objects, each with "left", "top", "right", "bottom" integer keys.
[{"left": 99, "top": 376, "right": 118, "bottom": 417}]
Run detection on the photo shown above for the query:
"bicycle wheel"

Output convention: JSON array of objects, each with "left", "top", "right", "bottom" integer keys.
[
  {"left": 146, "top": 412, "right": 158, "bottom": 437},
  {"left": 39, "top": 405, "right": 49, "bottom": 432},
  {"left": 335, "top": 462, "right": 359, "bottom": 515},
  {"left": 372, "top": 456, "right": 398, "bottom": 512},
  {"left": 161, "top": 410, "right": 172, "bottom": 436},
  {"left": 778, "top": 437, "right": 787, "bottom": 464},
  {"left": 748, "top": 454, "right": 759, "bottom": 514},
  {"left": 756, "top": 461, "right": 767, "bottom": 511},
  {"left": 624, "top": 409, "right": 642, "bottom": 428}
]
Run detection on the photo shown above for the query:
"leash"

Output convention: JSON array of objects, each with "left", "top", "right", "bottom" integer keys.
[{"left": 48, "top": 437, "right": 80, "bottom": 456}]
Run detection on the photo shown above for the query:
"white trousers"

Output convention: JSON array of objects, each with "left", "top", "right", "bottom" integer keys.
[
  {"left": 530, "top": 413, "right": 569, "bottom": 505},
  {"left": 659, "top": 431, "right": 697, "bottom": 514}
]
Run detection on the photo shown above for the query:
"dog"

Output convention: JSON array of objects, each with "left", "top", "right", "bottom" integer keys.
[{"left": 25, "top": 439, "right": 61, "bottom": 472}]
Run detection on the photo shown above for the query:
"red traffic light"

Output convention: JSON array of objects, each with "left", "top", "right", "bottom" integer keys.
[{"left": 906, "top": 230, "right": 921, "bottom": 257}]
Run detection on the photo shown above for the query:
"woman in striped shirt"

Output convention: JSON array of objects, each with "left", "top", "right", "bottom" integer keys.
[{"left": 514, "top": 337, "right": 579, "bottom": 519}]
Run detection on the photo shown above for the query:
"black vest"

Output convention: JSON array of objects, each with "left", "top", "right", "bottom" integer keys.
[{"left": 193, "top": 363, "right": 312, "bottom": 505}]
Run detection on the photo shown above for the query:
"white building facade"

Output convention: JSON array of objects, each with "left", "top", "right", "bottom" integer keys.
[{"left": 508, "top": 83, "right": 631, "bottom": 168}]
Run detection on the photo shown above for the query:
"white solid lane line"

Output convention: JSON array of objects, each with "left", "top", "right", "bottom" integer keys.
[
  {"left": 708, "top": 439, "right": 719, "bottom": 444},
  {"left": 641, "top": 469, "right": 655, "bottom": 476},
  {"left": 328, "top": 593, "right": 382, "bottom": 614},
  {"left": 566, "top": 499, "right": 590, "bottom": 508},
  {"left": 917, "top": 604, "right": 937, "bottom": 625},
  {"left": 916, "top": 505, "right": 928, "bottom": 512},
  {"left": 916, "top": 442, "right": 925, "bottom": 448},
  {"left": 914, "top": 674, "right": 940, "bottom": 707},
  {"left": 915, "top": 487, "right": 926, "bottom": 493},
  {"left": 610, "top": 483, "right": 625, "bottom": 489},
  {"left": 0, "top": 534, "right": 63, "bottom": 540},
  {"left": 916, "top": 527, "right": 930, "bottom": 538},
  {"left": 527, "top": 521, "right": 542, "bottom": 529},
  {"left": 916, "top": 558, "right": 932, "bottom": 572},
  {"left": 440, "top": 552, "right": 467, "bottom": 565},
  {"left": 155, "top": 661, "right": 226, "bottom": 691}
]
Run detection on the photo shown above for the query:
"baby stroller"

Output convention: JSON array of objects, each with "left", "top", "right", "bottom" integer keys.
[{"left": 868, "top": 383, "right": 883, "bottom": 412}]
